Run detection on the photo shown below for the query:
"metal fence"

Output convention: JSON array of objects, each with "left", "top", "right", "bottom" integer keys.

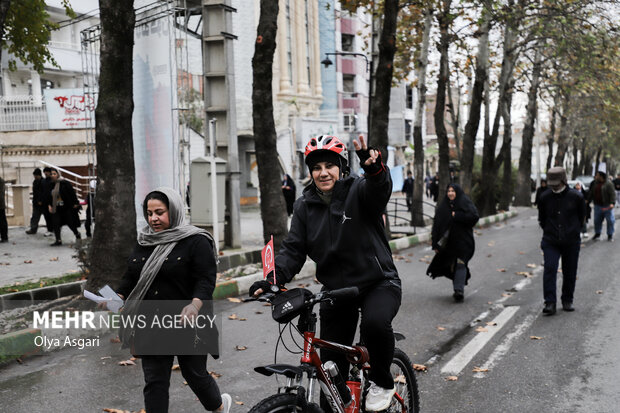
[{"left": 0, "top": 96, "right": 49, "bottom": 131}]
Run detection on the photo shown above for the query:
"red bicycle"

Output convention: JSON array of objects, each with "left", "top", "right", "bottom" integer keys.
[{"left": 245, "top": 287, "right": 419, "bottom": 413}]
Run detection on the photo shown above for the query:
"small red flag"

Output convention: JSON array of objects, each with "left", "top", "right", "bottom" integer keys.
[{"left": 261, "top": 236, "right": 276, "bottom": 283}]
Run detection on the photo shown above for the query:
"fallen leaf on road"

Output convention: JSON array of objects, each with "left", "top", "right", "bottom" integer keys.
[
  {"left": 183, "top": 381, "right": 188, "bottom": 385},
  {"left": 235, "top": 401, "right": 245, "bottom": 406},
  {"left": 413, "top": 364, "right": 427, "bottom": 372},
  {"left": 472, "top": 367, "right": 489, "bottom": 373},
  {"left": 530, "top": 336, "right": 543, "bottom": 340},
  {"left": 519, "top": 251, "right": 525, "bottom": 255},
  {"left": 118, "top": 360, "right": 136, "bottom": 366},
  {"left": 239, "top": 317, "right": 247, "bottom": 321},
  {"left": 486, "top": 322, "right": 497, "bottom": 326},
  {"left": 235, "top": 345, "right": 247, "bottom": 351},
  {"left": 487, "top": 241, "right": 495, "bottom": 247},
  {"left": 526, "top": 263, "right": 537, "bottom": 268},
  {"left": 497, "top": 268, "right": 506, "bottom": 272},
  {"left": 596, "top": 290, "right": 604, "bottom": 294},
  {"left": 171, "top": 364, "right": 180, "bottom": 371},
  {"left": 24, "top": 260, "right": 32, "bottom": 264},
  {"left": 501, "top": 292, "right": 512, "bottom": 297},
  {"left": 102, "top": 409, "right": 128, "bottom": 413},
  {"left": 263, "top": 303, "right": 271, "bottom": 307},
  {"left": 404, "top": 259, "right": 411, "bottom": 263},
  {"left": 407, "top": 253, "right": 414, "bottom": 257},
  {"left": 255, "top": 311, "right": 263, "bottom": 314},
  {"left": 101, "top": 356, "right": 112, "bottom": 360},
  {"left": 209, "top": 371, "right": 222, "bottom": 378},
  {"left": 228, "top": 314, "right": 238, "bottom": 320},
  {"left": 227, "top": 297, "right": 242, "bottom": 303},
  {"left": 436, "top": 326, "right": 446, "bottom": 331},
  {"left": 515, "top": 271, "right": 533, "bottom": 278},
  {"left": 475, "top": 327, "right": 488, "bottom": 333},
  {"left": 49, "top": 257, "right": 58, "bottom": 261},
  {"left": 445, "top": 376, "right": 458, "bottom": 381},
  {"left": 297, "top": 283, "right": 310, "bottom": 288},
  {"left": 487, "top": 254, "right": 492, "bottom": 258}
]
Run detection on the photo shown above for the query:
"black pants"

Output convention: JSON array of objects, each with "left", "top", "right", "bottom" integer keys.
[
  {"left": 541, "top": 239, "right": 580, "bottom": 304},
  {"left": 29, "top": 204, "right": 50, "bottom": 232},
  {"left": 0, "top": 208, "right": 7, "bottom": 241},
  {"left": 85, "top": 199, "right": 94, "bottom": 237},
  {"left": 319, "top": 280, "right": 401, "bottom": 391},
  {"left": 52, "top": 206, "right": 80, "bottom": 241},
  {"left": 141, "top": 355, "right": 222, "bottom": 413}
]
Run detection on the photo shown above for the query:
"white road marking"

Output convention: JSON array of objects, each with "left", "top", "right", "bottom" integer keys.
[
  {"left": 440, "top": 306, "right": 520, "bottom": 376},
  {"left": 473, "top": 312, "right": 538, "bottom": 378}
]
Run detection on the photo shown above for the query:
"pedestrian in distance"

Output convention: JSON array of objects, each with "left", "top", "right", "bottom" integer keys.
[
  {"left": 26, "top": 168, "right": 47, "bottom": 234},
  {"left": 41, "top": 167, "right": 54, "bottom": 236},
  {"left": 427, "top": 183, "right": 479, "bottom": 302},
  {"left": 0, "top": 175, "right": 8, "bottom": 243},
  {"left": 534, "top": 178, "right": 548, "bottom": 206},
  {"left": 47, "top": 168, "right": 82, "bottom": 246},
  {"left": 430, "top": 174, "right": 439, "bottom": 202},
  {"left": 613, "top": 173, "right": 620, "bottom": 208},
  {"left": 281, "top": 173, "right": 296, "bottom": 216},
  {"left": 574, "top": 181, "right": 590, "bottom": 238},
  {"left": 588, "top": 170, "right": 615, "bottom": 241},
  {"left": 109, "top": 187, "right": 231, "bottom": 413},
  {"left": 424, "top": 174, "right": 431, "bottom": 198},
  {"left": 250, "top": 135, "right": 402, "bottom": 412},
  {"left": 401, "top": 170, "right": 414, "bottom": 211},
  {"left": 537, "top": 167, "right": 585, "bottom": 315},
  {"left": 84, "top": 179, "right": 96, "bottom": 238}
]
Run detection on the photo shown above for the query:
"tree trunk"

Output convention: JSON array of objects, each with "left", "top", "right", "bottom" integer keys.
[
  {"left": 571, "top": 135, "right": 580, "bottom": 179},
  {"left": 369, "top": 0, "right": 400, "bottom": 158},
  {"left": 86, "top": 0, "right": 136, "bottom": 292},
  {"left": 546, "top": 105, "right": 556, "bottom": 171},
  {"left": 446, "top": 63, "right": 461, "bottom": 162},
  {"left": 434, "top": 0, "right": 452, "bottom": 194},
  {"left": 594, "top": 146, "right": 602, "bottom": 176},
  {"left": 477, "top": 11, "right": 517, "bottom": 217},
  {"left": 554, "top": 95, "right": 571, "bottom": 167},
  {"left": 498, "top": 80, "right": 514, "bottom": 211},
  {"left": 411, "top": 9, "right": 432, "bottom": 227},
  {"left": 460, "top": 15, "right": 490, "bottom": 194},
  {"left": 252, "top": 0, "right": 288, "bottom": 250},
  {"left": 577, "top": 138, "right": 588, "bottom": 177},
  {"left": 0, "top": 0, "right": 10, "bottom": 69},
  {"left": 514, "top": 45, "right": 542, "bottom": 206}
]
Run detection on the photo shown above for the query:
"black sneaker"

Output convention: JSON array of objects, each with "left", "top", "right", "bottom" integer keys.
[
  {"left": 608, "top": 235, "right": 613, "bottom": 242},
  {"left": 593, "top": 233, "right": 601, "bottom": 240},
  {"left": 25, "top": 229, "right": 36, "bottom": 235},
  {"left": 453, "top": 291, "right": 464, "bottom": 302},
  {"left": 50, "top": 240, "right": 62, "bottom": 246},
  {"left": 0, "top": 239, "right": 8, "bottom": 243},
  {"left": 542, "top": 302, "right": 556, "bottom": 315}
]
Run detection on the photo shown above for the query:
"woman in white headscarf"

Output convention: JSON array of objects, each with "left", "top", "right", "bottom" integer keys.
[{"left": 114, "top": 187, "right": 231, "bottom": 413}]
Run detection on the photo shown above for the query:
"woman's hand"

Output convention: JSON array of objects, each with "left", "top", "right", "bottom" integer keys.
[
  {"left": 353, "top": 135, "right": 379, "bottom": 167},
  {"left": 96, "top": 293, "right": 124, "bottom": 311},
  {"left": 180, "top": 299, "right": 202, "bottom": 325}
]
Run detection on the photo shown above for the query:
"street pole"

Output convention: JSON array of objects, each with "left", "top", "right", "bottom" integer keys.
[
  {"left": 209, "top": 118, "right": 219, "bottom": 249},
  {"left": 535, "top": 117, "right": 541, "bottom": 188}
]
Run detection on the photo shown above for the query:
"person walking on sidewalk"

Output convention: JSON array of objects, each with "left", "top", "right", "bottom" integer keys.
[
  {"left": 574, "top": 181, "right": 590, "bottom": 238},
  {"left": 402, "top": 170, "right": 414, "bottom": 211},
  {"left": 0, "top": 175, "right": 8, "bottom": 243},
  {"left": 41, "top": 167, "right": 54, "bottom": 236},
  {"left": 588, "top": 170, "right": 615, "bottom": 241},
  {"left": 281, "top": 173, "right": 296, "bottom": 216},
  {"left": 538, "top": 167, "right": 586, "bottom": 315},
  {"left": 427, "top": 183, "right": 479, "bottom": 302},
  {"left": 113, "top": 187, "right": 231, "bottom": 413},
  {"left": 47, "top": 168, "right": 82, "bottom": 246},
  {"left": 26, "top": 168, "right": 47, "bottom": 234},
  {"left": 613, "top": 173, "right": 620, "bottom": 208},
  {"left": 250, "top": 135, "right": 402, "bottom": 412}
]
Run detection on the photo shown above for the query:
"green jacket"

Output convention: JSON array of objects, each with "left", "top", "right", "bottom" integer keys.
[{"left": 589, "top": 179, "right": 616, "bottom": 206}]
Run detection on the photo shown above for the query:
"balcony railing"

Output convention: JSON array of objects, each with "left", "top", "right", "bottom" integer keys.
[{"left": 0, "top": 95, "right": 49, "bottom": 131}]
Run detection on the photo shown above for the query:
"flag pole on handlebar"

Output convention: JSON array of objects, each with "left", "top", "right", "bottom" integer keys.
[{"left": 262, "top": 235, "right": 276, "bottom": 284}]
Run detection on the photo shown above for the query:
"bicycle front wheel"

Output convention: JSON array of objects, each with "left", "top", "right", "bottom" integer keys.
[
  {"left": 248, "top": 393, "right": 323, "bottom": 413},
  {"left": 388, "top": 348, "right": 420, "bottom": 413}
]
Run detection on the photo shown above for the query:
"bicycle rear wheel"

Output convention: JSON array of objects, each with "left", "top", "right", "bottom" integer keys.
[
  {"left": 248, "top": 393, "right": 323, "bottom": 413},
  {"left": 388, "top": 348, "right": 420, "bottom": 413}
]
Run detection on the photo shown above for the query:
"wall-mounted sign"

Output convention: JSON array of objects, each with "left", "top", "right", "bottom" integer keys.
[{"left": 44, "top": 88, "right": 97, "bottom": 129}]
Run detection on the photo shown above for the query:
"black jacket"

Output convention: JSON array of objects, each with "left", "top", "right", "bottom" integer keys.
[
  {"left": 402, "top": 177, "right": 414, "bottom": 196},
  {"left": 117, "top": 234, "right": 217, "bottom": 301},
  {"left": 274, "top": 164, "right": 399, "bottom": 292},
  {"left": 32, "top": 178, "right": 47, "bottom": 206},
  {"left": 538, "top": 186, "right": 585, "bottom": 245}
]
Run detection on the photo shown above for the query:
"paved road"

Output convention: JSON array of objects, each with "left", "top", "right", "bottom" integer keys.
[{"left": 1, "top": 208, "right": 619, "bottom": 412}]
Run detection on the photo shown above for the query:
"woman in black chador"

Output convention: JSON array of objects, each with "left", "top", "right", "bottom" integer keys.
[{"left": 427, "top": 184, "right": 479, "bottom": 302}]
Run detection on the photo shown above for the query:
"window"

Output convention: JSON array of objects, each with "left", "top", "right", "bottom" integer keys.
[
  {"left": 344, "top": 113, "right": 356, "bottom": 131},
  {"left": 41, "top": 79, "right": 54, "bottom": 90},
  {"left": 343, "top": 74, "right": 355, "bottom": 94},
  {"left": 406, "top": 85, "right": 413, "bottom": 109},
  {"left": 341, "top": 34, "right": 354, "bottom": 52}
]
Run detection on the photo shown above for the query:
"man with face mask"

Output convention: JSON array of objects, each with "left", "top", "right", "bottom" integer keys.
[{"left": 537, "top": 167, "right": 586, "bottom": 315}]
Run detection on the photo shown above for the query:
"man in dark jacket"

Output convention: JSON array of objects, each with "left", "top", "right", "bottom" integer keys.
[
  {"left": 401, "top": 170, "right": 414, "bottom": 211},
  {"left": 538, "top": 167, "right": 585, "bottom": 315},
  {"left": 588, "top": 170, "right": 615, "bottom": 241},
  {"left": 613, "top": 173, "right": 620, "bottom": 208},
  {"left": 26, "top": 168, "right": 47, "bottom": 234},
  {"left": 250, "top": 135, "right": 401, "bottom": 412},
  {"left": 47, "top": 168, "right": 82, "bottom": 246}
]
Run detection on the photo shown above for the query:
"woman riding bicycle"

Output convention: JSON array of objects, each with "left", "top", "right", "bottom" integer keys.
[{"left": 250, "top": 135, "right": 401, "bottom": 412}]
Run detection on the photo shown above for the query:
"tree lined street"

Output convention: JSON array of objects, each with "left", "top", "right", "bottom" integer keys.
[{"left": 1, "top": 210, "right": 619, "bottom": 411}]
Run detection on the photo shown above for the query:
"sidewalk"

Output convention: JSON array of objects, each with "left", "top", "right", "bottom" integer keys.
[{"left": 0, "top": 205, "right": 267, "bottom": 289}]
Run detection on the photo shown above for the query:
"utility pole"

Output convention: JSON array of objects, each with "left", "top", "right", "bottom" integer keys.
[{"left": 203, "top": 0, "right": 241, "bottom": 248}]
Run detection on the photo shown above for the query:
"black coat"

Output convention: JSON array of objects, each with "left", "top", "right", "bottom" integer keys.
[
  {"left": 427, "top": 184, "right": 479, "bottom": 280},
  {"left": 402, "top": 177, "right": 414, "bottom": 196},
  {"left": 538, "top": 186, "right": 585, "bottom": 246},
  {"left": 32, "top": 178, "right": 47, "bottom": 206},
  {"left": 274, "top": 164, "right": 399, "bottom": 293},
  {"left": 117, "top": 234, "right": 218, "bottom": 356}
]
